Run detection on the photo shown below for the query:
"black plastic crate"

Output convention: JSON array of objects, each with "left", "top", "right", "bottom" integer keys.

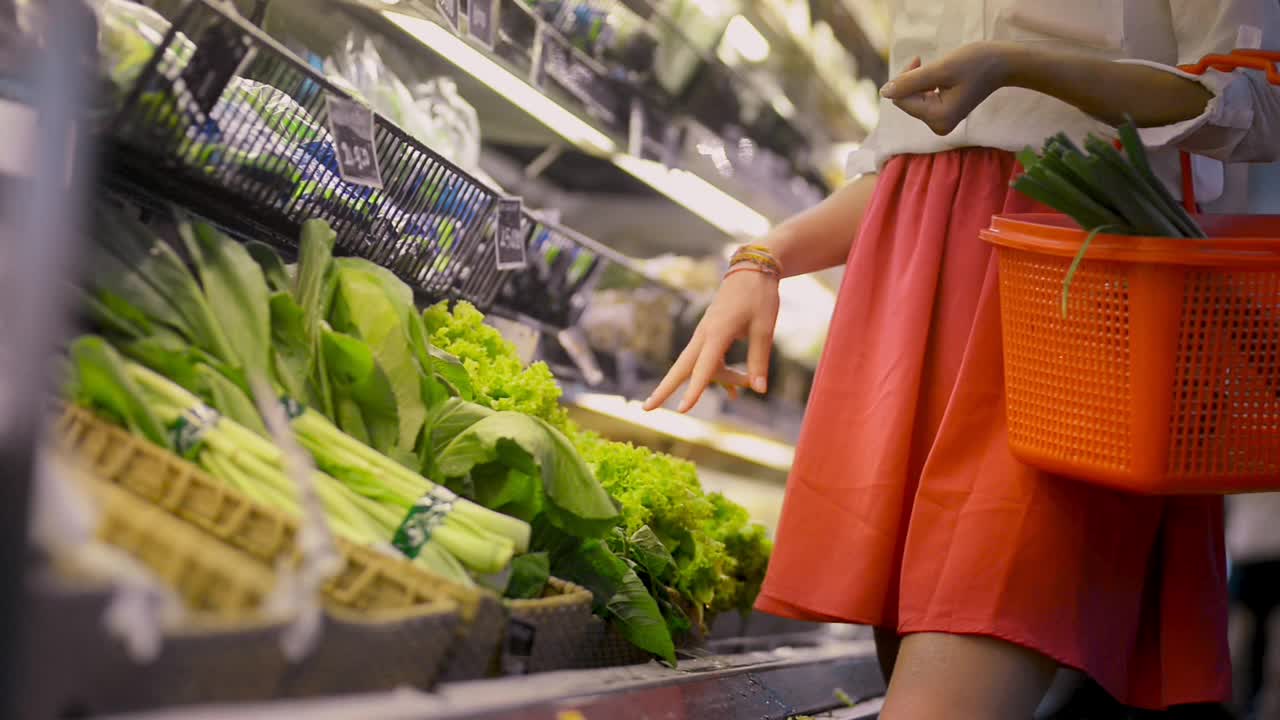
[{"left": 104, "top": 0, "right": 508, "bottom": 309}]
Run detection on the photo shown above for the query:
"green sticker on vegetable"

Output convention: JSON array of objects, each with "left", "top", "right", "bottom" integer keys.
[
  {"left": 392, "top": 486, "right": 458, "bottom": 558},
  {"left": 171, "top": 405, "right": 220, "bottom": 459}
]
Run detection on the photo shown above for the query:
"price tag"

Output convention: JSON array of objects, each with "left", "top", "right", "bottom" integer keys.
[
  {"left": 500, "top": 618, "right": 537, "bottom": 675},
  {"left": 468, "top": 0, "right": 497, "bottom": 49},
  {"left": 495, "top": 197, "right": 528, "bottom": 271},
  {"left": 558, "top": 327, "right": 604, "bottom": 386},
  {"left": 438, "top": 0, "right": 460, "bottom": 31},
  {"left": 324, "top": 94, "right": 383, "bottom": 189},
  {"left": 181, "top": 23, "right": 255, "bottom": 116},
  {"left": 628, "top": 98, "right": 644, "bottom": 158}
]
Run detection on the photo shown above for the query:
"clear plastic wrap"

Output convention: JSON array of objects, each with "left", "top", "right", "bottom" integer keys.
[{"left": 324, "top": 32, "right": 481, "bottom": 172}]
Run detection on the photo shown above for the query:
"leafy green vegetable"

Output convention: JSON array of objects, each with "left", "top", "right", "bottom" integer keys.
[
  {"left": 505, "top": 552, "right": 551, "bottom": 600},
  {"left": 245, "top": 241, "right": 293, "bottom": 294},
  {"left": 294, "top": 218, "right": 336, "bottom": 352},
  {"left": 92, "top": 206, "right": 234, "bottom": 363},
  {"left": 329, "top": 259, "right": 427, "bottom": 456},
  {"left": 268, "top": 291, "right": 312, "bottom": 405},
  {"left": 178, "top": 217, "right": 272, "bottom": 378},
  {"left": 1013, "top": 121, "right": 1207, "bottom": 318},
  {"left": 67, "top": 335, "right": 167, "bottom": 448},
  {"left": 535, "top": 521, "right": 675, "bottom": 664},
  {"left": 320, "top": 328, "right": 400, "bottom": 456},
  {"left": 423, "top": 302, "right": 568, "bottom": 428},
  {"left": 434, "top": 411, "right": 620, "bottom": 537},
  {"left": 196, "top": 363, "right": 268, "bottom": 436}
]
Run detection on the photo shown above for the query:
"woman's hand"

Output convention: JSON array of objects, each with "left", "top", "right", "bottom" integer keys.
[
  {"left": 880, "top": 43, "right": 1016, "bottom": 136},
  {"left": 882, "top": 41, "right": 1214, "bottom": 133},
  {"left": 642, "top": 269, "right": 781, "bottom": 413}
]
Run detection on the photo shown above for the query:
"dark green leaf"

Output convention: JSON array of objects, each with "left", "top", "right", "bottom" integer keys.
[
  {"left": 505, "top": 552, "right": 550, "bottom": 600},
  {"left": 268, "top": 292, "right": 312, "bottom": 405},
  {"left": 69, "top": 336, "right": 167, "bottom": 448},
  {"left": 245, "top": 241, "right": 292, "bottom": 293},
  {"left": 85, "top": 290, "right": 154, "bottom": 341},
  {"left": 321, "top": 329, "right": 400, "bottom": 456},
  {"left": 435, "top": 412, "right": 619, "bottom": 537},
  {"left": 629, "top": 525, "right": 676, "bottom": 583}
]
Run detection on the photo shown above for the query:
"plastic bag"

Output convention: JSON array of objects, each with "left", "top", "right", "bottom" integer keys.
[
  {"left": 325, "top": 32, "right": 481, "bottom": 172},
  {"left": 411, "top": 77, "right": 480, "bottom": 172},
  {"left": 88, "top": 0, "right": 195, "bottom": 92}
]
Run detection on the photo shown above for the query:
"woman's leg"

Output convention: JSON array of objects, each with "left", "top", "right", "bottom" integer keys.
[
  {"left": 874, "top": 627, "right": 902, "bottom": 682},
  {"left": 879, "top": 633, "right": 1058, "bottom": 720}
]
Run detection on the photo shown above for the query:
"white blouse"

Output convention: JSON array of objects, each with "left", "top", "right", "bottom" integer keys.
[{"left": 849, "top": 0, "right": 1280, "bottom": 212}]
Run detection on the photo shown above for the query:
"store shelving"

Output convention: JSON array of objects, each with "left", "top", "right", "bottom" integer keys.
[
  {"left": 91, "top": 637, "right": 883, "bottom": 720},
  {"left": 332, "top": 0, "right": 826, "bottom": 232},
  {"left": 0, "top": 0, "right": 892, "bottom": 715}
]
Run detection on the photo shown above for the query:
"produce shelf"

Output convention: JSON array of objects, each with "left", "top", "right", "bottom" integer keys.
[
  {"left": 96, "top": 636, "right": 884, "bottom": 720},
  {"left": 105, "top": 0, "right": 513, "bottom": 309},
  {"left": 336, "top": 0, "right": 823, "bottom": 229}
]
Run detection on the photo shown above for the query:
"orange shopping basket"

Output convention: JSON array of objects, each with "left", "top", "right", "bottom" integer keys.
[
  {"left": 984, "top": 214, "right": 1280, "bottom": 495},
  {"left": 984, "top": 48, "right": 1280, "bottom": 495}
]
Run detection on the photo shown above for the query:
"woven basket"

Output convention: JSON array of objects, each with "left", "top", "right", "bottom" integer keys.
[
  {"left": 84, "top": 477, "right": 276, "bottom": 618},
  {"left": 276, "top": 604, "right": 460, "bottom": 697},
  {"left": 57, "top": 406, "right": 479, "bottom": 612},
  {"left": 502, "top": 577, "right": 594, "bottom": 674},
  {"left": 57, "top": 406, "right": 473, "bottom": 690},
  {"left": 576, "top": 616, "right": 654, "bottom": 669},
  {"left": 18, "top": 577, "right": 289, "bottom": 717}
]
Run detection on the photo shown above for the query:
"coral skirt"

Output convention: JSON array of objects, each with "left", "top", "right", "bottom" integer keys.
[{"left": 756, "top": 148, "right": 1230, "bottom": 710}]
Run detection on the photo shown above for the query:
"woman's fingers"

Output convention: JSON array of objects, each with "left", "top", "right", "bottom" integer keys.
[
  {"left": 643, "top": 336, "right": 702, "bottom": 410},
  {"left": 892, "top": 91, "right": 956, "bottom": 134},
  {"left": 880, "top": 57, "right": 946, "bottom": 99},
  {"left": 678, "top": 332, "right": 734, "bottom": 413},
  {"left": 746, "top": 316, "right": 775, "bottom": 394}
]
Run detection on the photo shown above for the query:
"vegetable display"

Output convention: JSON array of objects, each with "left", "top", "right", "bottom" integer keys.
[
  {"left": 70, "top": 204, "right": 772, "bottom": 664},
  {"left": 424, "top": 302, "right": 774, "bottom": 647}
]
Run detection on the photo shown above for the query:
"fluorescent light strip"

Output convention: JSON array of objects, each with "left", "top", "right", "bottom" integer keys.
[
  {"left": 384, "top": 10, "right": 772, "bottom": 240},
  {"left": 382, "top": 12, "right": 617, "bottom": 154},
  {"left": 612, "top": 154, "right": 771, "bottom": 238}
]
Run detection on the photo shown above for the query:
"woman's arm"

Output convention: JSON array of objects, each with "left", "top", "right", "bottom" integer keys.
[
  {"left": 642, "top": 172, "right": 879, "bottom": 412},
  {"left": 880, "top": 42, "right": 1214, "bottom": 136},
  {"left": 767, "top": 172, "right": 879, "bottom": 278}
]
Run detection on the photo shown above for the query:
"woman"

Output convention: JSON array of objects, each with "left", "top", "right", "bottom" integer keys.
[{"left": 643, "top": 3, "right": 1280, "bottom": 718}]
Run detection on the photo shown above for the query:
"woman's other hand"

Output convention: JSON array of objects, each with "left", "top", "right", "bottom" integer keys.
[
  {"left": 640, "top": 173, "right": 881, "bottom": 414},
  {"left": 881, "top": 43, "right": 1017, "bottom": 135},
  {"left": 642, "top": 269, "right": 780, "bottom": 413}
]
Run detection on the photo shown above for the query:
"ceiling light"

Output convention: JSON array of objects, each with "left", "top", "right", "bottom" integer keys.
[{"left": 613, "top": 154, "right": 770, "bottom": 238}]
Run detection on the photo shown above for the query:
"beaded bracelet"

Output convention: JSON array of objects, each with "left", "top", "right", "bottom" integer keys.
[{"left": 727, "top": 244, "right": 782, "bottom": 278}]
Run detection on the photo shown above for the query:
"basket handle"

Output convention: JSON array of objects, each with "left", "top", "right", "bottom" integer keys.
[{"left": 1174, "top": 49, "right": 1280, "bottom": 212}]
